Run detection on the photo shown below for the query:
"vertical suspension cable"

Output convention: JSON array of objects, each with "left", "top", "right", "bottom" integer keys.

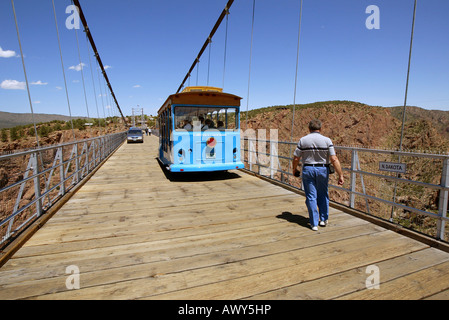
[
  {"left": 289, "top": 0, "right": 304, "bottom": 161},
  {"left": 207, "top": 38, "right": 212, "bottom": 86},
  {"left": 246, "top": 0, "right": 256, "bottom": 130},
  {"left": 10, "top": 0, "right": 41, "bottom": 149},
  {"left": 73, "top": 19, "right": 92, "bottom": 136},
  {"left": 196, "top": 59, "right": 200, "bottom": 86},
  {"left": 51, "top": 0, "right": 76, "bottom": 141},
  {"left": 222, "top": 8, "right": 229, "bottom": 89},
  {"left": 391, "top": 0, "right": 417, "bottom": 221},
  {"left": 399, "top": 0, "right": 417, "bottom": 152},
  {"left": 96, "top": 60, "right": 107, "bottom": 129},
  {"left": 72, "top": 0, "right": 127, "bottom": 125},
  {"left": 176, "top": 0, "right": 235, "bottom": 93},
  {"left": 85, "top": 35, "right": 103, "bottom": 135},
  {"left": 104, "top": 78, "right": 112, "bottom": 119}
]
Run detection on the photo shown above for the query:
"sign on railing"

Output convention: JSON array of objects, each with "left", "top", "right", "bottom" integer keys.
[{"left": 379, "top": 162, "right": 407, "bottom": 174}]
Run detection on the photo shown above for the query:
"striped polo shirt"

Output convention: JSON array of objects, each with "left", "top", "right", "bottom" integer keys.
[{"left": 293, "top": 132, "right": 336, "bottom": 165}]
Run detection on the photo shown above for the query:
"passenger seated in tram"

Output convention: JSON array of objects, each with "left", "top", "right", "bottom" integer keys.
[
  {"left": 183, "top": 119, "right": 192, "bottom": 130},
  {"left": 199, "top": 116, "right": 206, "bottom": 129},
  {"left": 203, "top": 118, "right": 214, "bottom": 130},
  {"left": 217, "top": 121, "right": 225, "bottom": 129}
]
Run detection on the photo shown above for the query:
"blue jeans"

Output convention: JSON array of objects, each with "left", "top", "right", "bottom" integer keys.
[{"left": 302, "top": 166, "right": 329, "bottom": 227}]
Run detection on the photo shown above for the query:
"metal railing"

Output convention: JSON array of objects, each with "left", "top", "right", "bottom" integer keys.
[
  {"left": 0, "top": 131, "right": 127, "bottom": 248},
  {"left": 241, "top": 137, "right": 449, "bottom": 242}
]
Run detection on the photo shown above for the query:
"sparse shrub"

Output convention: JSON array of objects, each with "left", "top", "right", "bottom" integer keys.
[
  {"left": 9, "top": 127, "right": 19, "bottom": 141},
  {"left": 38, "top": 125, "right": 50, "bottom": 137},
  {"left": 27, "top": 127, "right": 36, "bottom": 137},
  {"left": 1, "top": 129, "right": 8, "bottom": 142}
]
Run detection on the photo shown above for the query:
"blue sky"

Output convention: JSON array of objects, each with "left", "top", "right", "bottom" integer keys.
[{"left": 1, "top": 0, "right": 449, "bottom": 118}]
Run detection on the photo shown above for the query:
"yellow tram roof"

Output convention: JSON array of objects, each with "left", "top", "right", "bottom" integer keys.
[
  {"left": 181, "top": 86, "right": 223, "bottom": 93},
  {"left": 158, "top": 87, "right": 242, "bottom": 114}
]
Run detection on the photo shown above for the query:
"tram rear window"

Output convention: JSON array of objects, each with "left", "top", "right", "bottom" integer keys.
[{"left": 175, "top": 107, "right": 238, "bottom": 131}]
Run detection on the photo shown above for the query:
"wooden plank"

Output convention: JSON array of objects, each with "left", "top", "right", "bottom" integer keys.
[
  {"left": 0, "top": 223, "right": 381, "bottom": 299},
  {"left": 337, "top": 260, "right": 449, "bottom": 300},
  {"left": 1, "top": 135, "right": 449, "bottom": 300},
  {"left": 246, "top": 247, "right": 449, "bottom": 299},
  {"left": 141, "top": 231, "right": 427, "bottom": 300},
  {"left": 0, "top": 212, "right": 368, "bottom": 287},
  {"left": 424, "top": 288, "right": 449, "bottom": 300},
  {"left": 20, "top": 231, "right": 423, "bottom": 300}
]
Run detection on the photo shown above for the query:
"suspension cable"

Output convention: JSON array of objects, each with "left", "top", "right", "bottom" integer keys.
[
  {"left": 73, "top": 15, "right": 92, "bottom": 136},
  {"left": 51, "top": 0, "right": 76, "bottom": 141},
  {"left": 72, "top": 0, "right": 127, "bottom": 125},
  {"left": 196, "top": 59, "right": 200, "bottom": 86},
  {"left": 176, "top": 0, "right": 235, "bottom": 93},
  {"left": 222, "top": 7, "right": 229, "bottom": 89},
  {"left": 399, "top": 0, "right": 417, "bottom": 152},
  {"left": 96, "top": 60, "right": 107, "bottom": 125},
  {"left": 245, "top": 0, "right": 256, "bottom": 130},
  {"left": 391, "top": 0, "right": 418, "bottom": 221},
  {"left": 207, "top": 38, "right": 212, "bottom": 86},
  {"left": 10, "top": 0, "right": 41, "bottom": 149},
  {"left": 290, "top": 0, "right": 303, "bottom": 153},
  {"left": 85, "top": 35, "right": 103, "bottom": 135}
]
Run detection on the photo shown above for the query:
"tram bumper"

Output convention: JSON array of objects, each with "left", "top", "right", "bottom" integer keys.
[{"left": 169, "top": 161, "right": 244, "bottom": 172}]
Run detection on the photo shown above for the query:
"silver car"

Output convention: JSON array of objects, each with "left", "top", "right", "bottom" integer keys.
[{"left": 127, "top": 127, "right": 144, "bottom": 143}]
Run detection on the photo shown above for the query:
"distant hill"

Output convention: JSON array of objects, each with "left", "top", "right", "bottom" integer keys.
[
  {"left": 390, "top": 106, "right": 449, "bottom": 140},
  {"left": 242, "top": 101, "right": 449, "bottom": 152},
  {"left": 0, "top": 111, "right": 86, "bottom": 129}
]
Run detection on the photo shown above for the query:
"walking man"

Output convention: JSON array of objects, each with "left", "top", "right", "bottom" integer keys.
[{"left": 292, "top": 119, "right": 344, "bottom": 231}]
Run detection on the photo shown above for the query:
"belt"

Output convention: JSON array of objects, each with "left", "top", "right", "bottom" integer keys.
[{"left": 303, "top": 163, "right": 328, "bottom": 167}]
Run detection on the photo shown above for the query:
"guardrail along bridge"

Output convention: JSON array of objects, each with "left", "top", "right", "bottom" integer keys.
[
  {"left": 1, "top": 136, "right": 449, "bottom": 300},
  {"left": 1, "top": 0, "right": 449, "bottom": 300}
]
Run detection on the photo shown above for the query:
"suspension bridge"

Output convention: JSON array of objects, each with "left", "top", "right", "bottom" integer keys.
[{"left": 1, "top": 0, "right": 449, "bottom": 300}]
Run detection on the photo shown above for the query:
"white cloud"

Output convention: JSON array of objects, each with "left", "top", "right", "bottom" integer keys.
[
  {"left": 69, "top": 63, "right": 86, "bottom": 71},
  {"left": 31, "top": 80, "right": 48, "bottom": 85},
  {"left": 104, "top": 65, "right": 112, "bottom": 69},
  {"left": 133, "top": 84, "right": 141, "bottom": 88},
  {"left": 0, "top": 47, "right": 16, "bottom": 58},
  {"left": 34, "top": 101, "right": 41, "bottom": 104},
  {"left": 1, "top": 79, "right": 25, "bottom": 90},
  {"left": 56, "top": 86, "right": 62, "bottom": 90},
  {"left": 72, "top": 80, "right": 80, "bottom": 83}
]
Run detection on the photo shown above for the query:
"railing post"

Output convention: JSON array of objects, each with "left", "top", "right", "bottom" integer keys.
[
  {"left": 270, "top": 139, "right": 278, "bottom": 179},
  {"left": 350, "top": 149, "right": 357, "bottom": 208},
  {"left": 32, "top": 152, "right": 43, "bottom": 217},
  {"left": 437, "top": 157, "right": 449, "bottom": 240},
  {"left": 100, "top": 136, "right": 105, "bottom": 161},
  {"left": 74, "top": 143, "right": 80, "bottom": 184},
  {"left": 59, "top": 147, "right": 65, "bottom": 196},
  {"left": 249, "top": 138, "right": 255, "bottom": 172}
]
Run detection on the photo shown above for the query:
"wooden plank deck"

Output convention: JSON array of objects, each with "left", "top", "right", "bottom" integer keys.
[{"left": 1, "top": 135, "right": 449, "bottom": 300}]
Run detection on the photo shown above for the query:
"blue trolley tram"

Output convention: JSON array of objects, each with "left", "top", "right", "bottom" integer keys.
[{"left": 157, "top": 86, "right": 244, "bottom": 172}]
